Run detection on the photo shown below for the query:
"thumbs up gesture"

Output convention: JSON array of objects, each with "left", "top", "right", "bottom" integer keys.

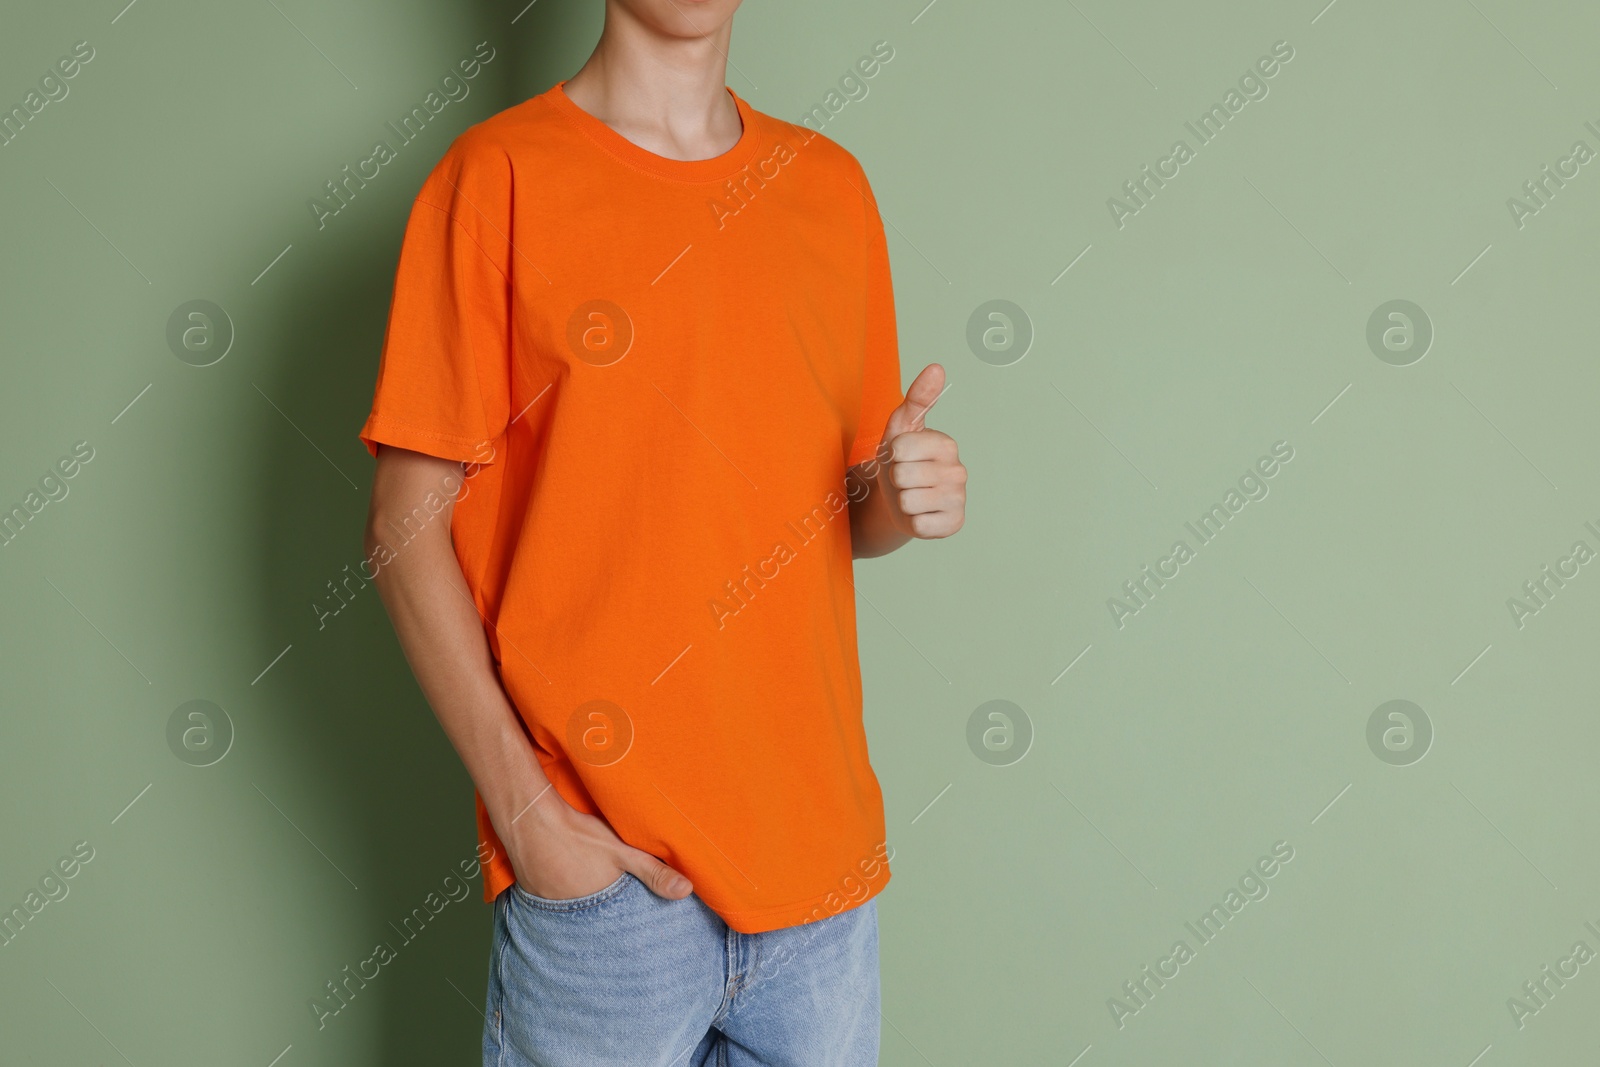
[{"left": 871, "top": 364, "right": 966, "bottom": 540}]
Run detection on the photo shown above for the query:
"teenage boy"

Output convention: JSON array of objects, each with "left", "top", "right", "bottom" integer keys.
[{"left": 359, "top": 1, "right": 965, "bottom": 1063}]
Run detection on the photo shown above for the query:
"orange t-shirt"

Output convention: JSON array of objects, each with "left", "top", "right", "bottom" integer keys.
[{"left": 359, "top": 82, "right": 903, "bottom": 933}]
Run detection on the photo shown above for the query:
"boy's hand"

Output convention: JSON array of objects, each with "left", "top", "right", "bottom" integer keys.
[
  {"left": 874, "top": 363, "right": 966, "bottom": 539},
  {"left": 506, "top": 797, "right": 693, "bottom": 902}
]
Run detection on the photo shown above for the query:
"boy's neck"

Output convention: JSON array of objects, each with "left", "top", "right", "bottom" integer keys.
[{"left": 562, "top": 4, "right": 742, "bottom": 163}]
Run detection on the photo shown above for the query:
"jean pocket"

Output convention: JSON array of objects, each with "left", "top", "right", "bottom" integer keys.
[{"left": 508, "top": 871, "right": 632, "bottom": 913}]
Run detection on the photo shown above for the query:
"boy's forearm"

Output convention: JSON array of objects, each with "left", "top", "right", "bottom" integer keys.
[
  {"left": 363, "top": 448, "right": 694, "bottom": 902},
  {"left": 365, "top": 462, "right": 555, "bottom": 842}
]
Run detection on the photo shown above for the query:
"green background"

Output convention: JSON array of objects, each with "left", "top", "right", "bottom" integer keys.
[{"left": 3, "top": 0, "right": 1598, "bottom": 1063}]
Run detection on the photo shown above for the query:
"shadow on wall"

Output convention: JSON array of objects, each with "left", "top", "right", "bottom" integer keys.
[{"left": 249, "top": 3, "right": 596, "bottom": 1063}]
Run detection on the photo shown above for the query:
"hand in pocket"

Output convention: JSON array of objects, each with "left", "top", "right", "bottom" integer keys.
[{"left": 507, "top": 800, "right": 693, "bottom": 902}]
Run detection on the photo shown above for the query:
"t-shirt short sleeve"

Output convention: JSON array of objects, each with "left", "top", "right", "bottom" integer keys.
[
  {"left": 846, "top": 168, "right": 904, "bottom": 468},
  {"left": 359, "top": 136, "right": 514, "bottom": 464}
]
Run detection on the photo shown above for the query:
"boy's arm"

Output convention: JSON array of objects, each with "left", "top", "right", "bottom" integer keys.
[
  {"left": 850, "top": 363, "right": 967, "bottom": 558},
  {"left": 365, "top": 444, "right": 693, "bottom": 901}
]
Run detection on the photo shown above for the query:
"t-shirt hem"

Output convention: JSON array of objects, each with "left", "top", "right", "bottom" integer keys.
[
  {"left": 484, "top": 861, "right": 513, "bottom": 904},
  {"left": 480, "top": 856, "right": 891, "bottom": 935},
  {"left": 710, "top": 869, "right": 892, "bottom": 934},
  {"left": 359, "top": 413, "right": 494, "bottom": 463}
]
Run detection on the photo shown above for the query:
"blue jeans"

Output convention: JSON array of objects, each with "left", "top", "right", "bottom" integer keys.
[{"left": 483, "top": 872, "right": 880, "bottom": 1066}]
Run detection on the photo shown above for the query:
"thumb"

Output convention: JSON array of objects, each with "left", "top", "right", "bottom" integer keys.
[
  {"left": 881, "top": 363, "right": 946, "bottom": 442},
  {"left": 625, "top": 850, "right": 694, "bottom": 900}
]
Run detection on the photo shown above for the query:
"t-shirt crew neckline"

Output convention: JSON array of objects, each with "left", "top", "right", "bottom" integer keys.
[{"left": 545, "top": 80, "right": 762, "bottom": 183}]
